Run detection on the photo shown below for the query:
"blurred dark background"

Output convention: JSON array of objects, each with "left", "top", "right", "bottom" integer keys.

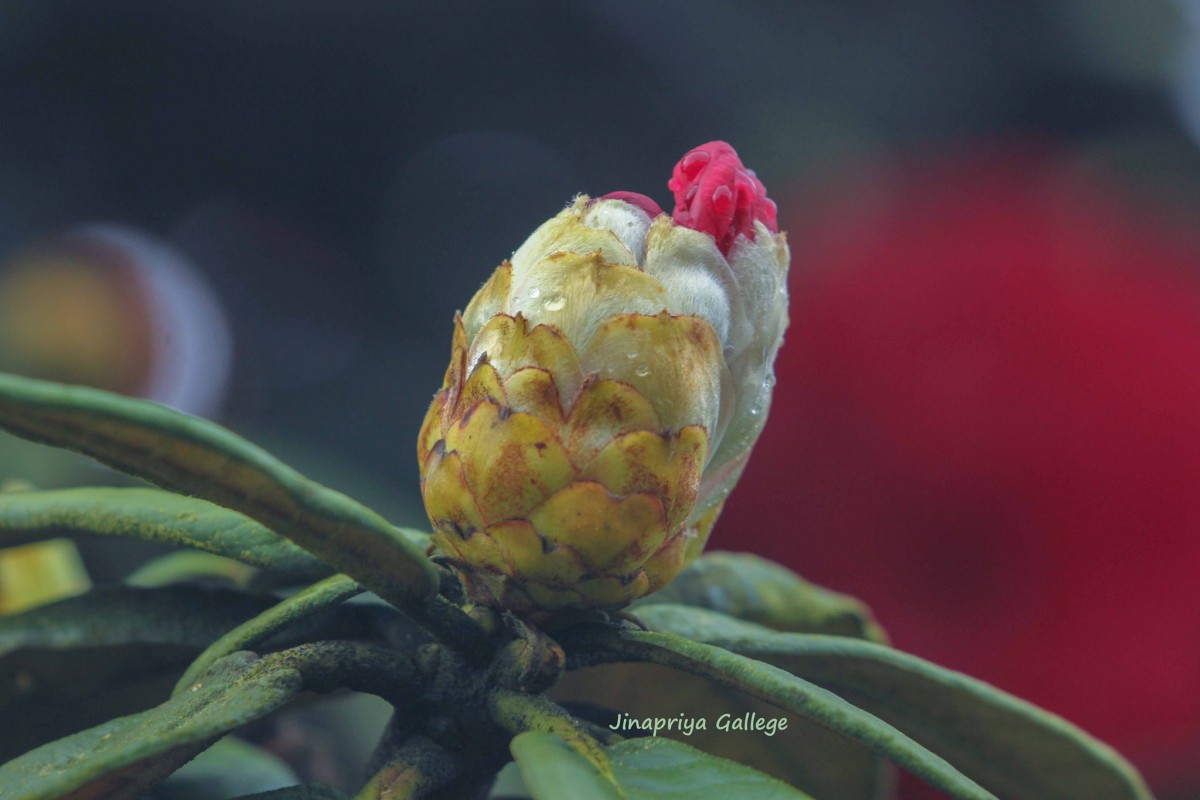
[{"left": 2, "top": 1, "right": 1199, "bottom": 796}]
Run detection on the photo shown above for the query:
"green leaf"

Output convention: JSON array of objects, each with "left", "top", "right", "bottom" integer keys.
[
  {"left": 511, "top": 735, "right": 815, "bottom": 800},
  {"left": 0, "top": 586, "right": 271, "bottom": 761},
  {"left": 231, "top": 785, "right": 349, "bottom": 800},
  {"left": 0, "top": 589, "right": 405, "bottom": 762},
  {"left": 608, "top": 737, "right": 814, "bottom": 799},
  {"left": 0, "top": 373, "right": 438, "bottom": 611},
  {"left": 637, "top": 604, "right": 1152, "bottom": 800},
  {"left": 487, "top": 762, "right": 532, "bottom": 799},
  {"left": 510, "top": 731, "right": 625, "bottom": 800},
  {"left": 0, "top": 651, "right": 303, "bottom": 800},
  {"left": 0, "top": 585, "right": 403, "bottom": 676},
  {"left": 554, "top": 661, "right": 888, "bottom": 800},
  {"left": 174, "top": 574, "right": 362, "bottom": 695},
  {"left": 556, "top": 598, "right": 890, "bottom": 799},
  {"left": 0, "top": 487, "right": 329, "bottom": 581},
  {"left": 153, "top": 736, "right": 298, "bottom": 799},
  {"left": 565, "top": 626, "right": 995, "bottom": 800},
  {"left": 637, "top": 552, "right": 886, "bottom": 642},
  {"left": 1, "top": 644, "right": 194, "bottom": 763},
  {"left": 0, "top": 585, "right": 274, "bottom": 656},
  {"left": 127, "top": 551, "right": 261, "bottom": 588}
]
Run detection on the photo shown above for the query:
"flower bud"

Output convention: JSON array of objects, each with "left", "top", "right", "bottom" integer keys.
[{"left": 418, "top": 142, "right": 789, "bottom": 614}]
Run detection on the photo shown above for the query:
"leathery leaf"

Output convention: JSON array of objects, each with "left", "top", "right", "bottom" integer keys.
[
  {"left": 0, "top": 487, "right": 329, "bottom": 581},
  {"left": 636, "top": 551, "right": 886, "bottom": 642},
  {"left": 0, "top": 651, "right": 302, "bottom": 800},
  {"left": 563, "top": 624, "right": 995, "bottom": 800},
  {"left": 0, "top": 373, "right": 437, "bottom": 612}
]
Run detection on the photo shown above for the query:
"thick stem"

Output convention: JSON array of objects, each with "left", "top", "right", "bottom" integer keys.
[
  {"left": 420, "top": 591, "right": 498, "bottom": 664},
  {"left": 355, "top": 734, "right": 460, "bottom": 800},
  {"left": 487, "top": 613, "right": 565, "bottom": 693},
  {"left": 487, "top": 688, "right": 616, "bottom": 781},
  {"left": 173, "top": 573, "right": 363, "bottom": 696},
  {"left": 259, "top": 640, "right": 430, "bottom": 709}
]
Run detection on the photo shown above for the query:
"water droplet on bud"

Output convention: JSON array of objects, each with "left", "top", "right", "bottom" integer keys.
[
  {"left": 680, "top": 150, "right": 711, "bottom": 179},
  {"left": 711, "top": 184, "right": 734, "bottom": 214},
  {"left": 635, "top": 364, "right": 651, "bottom": 377},
  {"left": 542, "top": 294, "right": 565, "bottom": 311},
  {"left": 528, "top": 287, "right": 541, "bottom": 299}
]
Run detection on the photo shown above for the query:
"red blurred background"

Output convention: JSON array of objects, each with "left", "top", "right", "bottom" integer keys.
[{"left": 714, "top": 142, "right": 1200, "bottom": 797}]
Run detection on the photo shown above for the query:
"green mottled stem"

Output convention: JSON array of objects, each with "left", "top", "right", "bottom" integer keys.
[
  {"left": 563, "top": 627, "right": 997, "bottom": 800},
  {"left": 488, "top": 688, "right": 617, "bottom": 784},
  {"left": 564, "top": 716, "right": 624, "bottom": 747},
  {"left": 0, "top": 642, "right": 427, "bottom": 800},
  {"left": 173, "top": 574, "right": 363, "bottom": 696},
  {"left": 262, "top": 640, "right": 428, "bottom": 708},
  {"left": 354, "top": 735, "right": 459, "bottom": 800},
  {"left": 422, "top": 593, "right": 497, "bottom": 664}
]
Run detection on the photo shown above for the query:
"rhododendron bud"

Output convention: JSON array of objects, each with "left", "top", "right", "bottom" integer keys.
[{"left": 418, "top": 142, "right": 789, "bottom": 614}]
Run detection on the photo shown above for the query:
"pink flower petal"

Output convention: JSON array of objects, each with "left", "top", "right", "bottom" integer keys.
[{"left": 668, "top": 141, "right": 778, "bottom": 255}]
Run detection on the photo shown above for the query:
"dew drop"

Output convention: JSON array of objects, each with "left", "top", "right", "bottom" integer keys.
[
  {"left": 681, "top": 150, "right": 711, "bottom": 178},
  {"left": 635, "top": 364, "right": 651, "bottom": 377},
  {"left": 542, "top": 293, "right": 566, "bottom": 311},
  {"left": 711, "top": 184, "right": 734, "bottom": 214},
  {"left": 528, "top": 287, "right": 541, "bottom": 299},
  {"left": 747, "top": 378, "right": 773, "bottom": 418},
  {"left": 625, "top": 351, "right": 638, "bottom": 360}
]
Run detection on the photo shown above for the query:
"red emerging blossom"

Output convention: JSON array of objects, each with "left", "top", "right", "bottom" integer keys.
[{"left": 667, "top": 140, "right": 779, "bottom": 255}]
